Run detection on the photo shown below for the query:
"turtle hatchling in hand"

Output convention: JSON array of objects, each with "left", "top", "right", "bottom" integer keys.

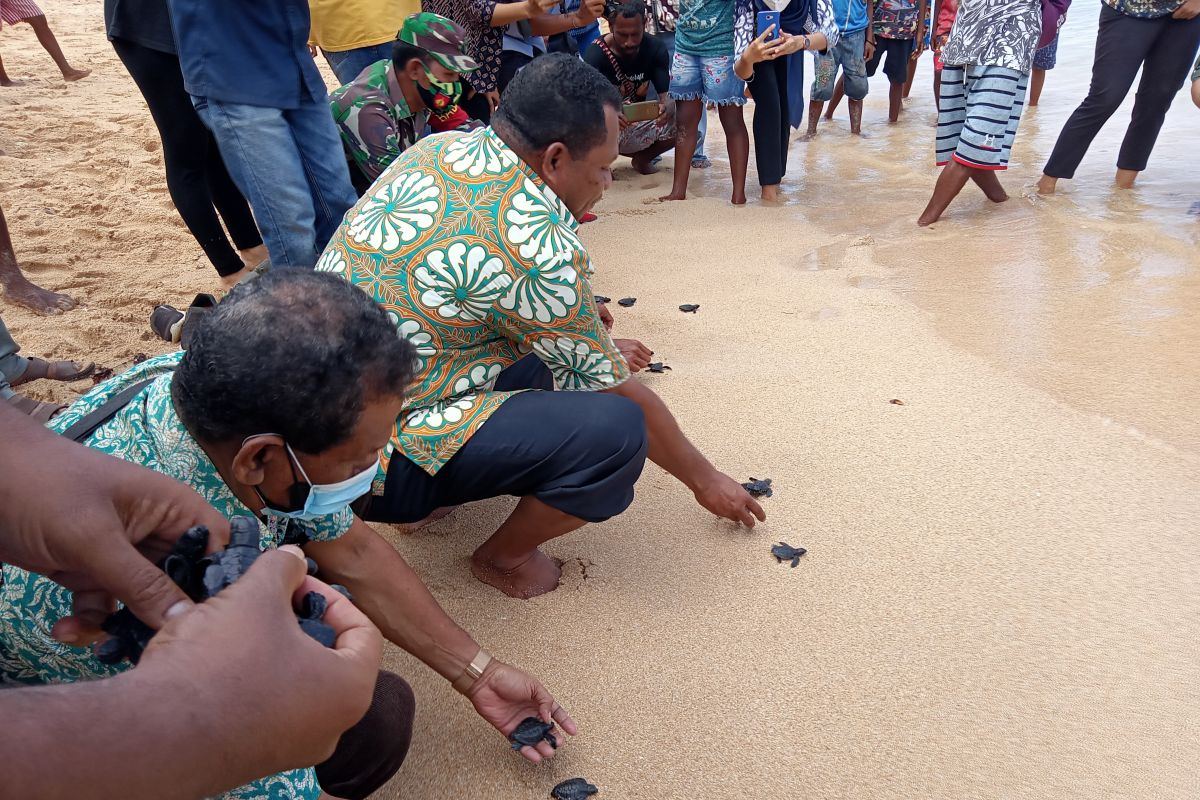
[
  {"left": 771, "top": 542, "right": 806, "bottom": 567},
  {"left": 552, "top": 778, "right": 600, "bottom": 799},
  {"left": 509, "top": 717, "right": 557, "bottom": 751}
]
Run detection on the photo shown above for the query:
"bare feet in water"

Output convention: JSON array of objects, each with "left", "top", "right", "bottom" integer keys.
[
  {"left": 470, "top": 549, "right": 562, "bottom": 599},
  {"left": 760, "top": 184, "right": 782, "bottom": 203},
  {"left": 731, "top": 190, "right": 747, "bottom": 206},
  {"left": 1036, "top": 175, "right": 1058, "bottom": 195},
  {"left": 1114, "top": 168, "right": 1138, "bottom": 190},
  {"left": 2, "top": 275, "right": 77, "bottom": 315}
]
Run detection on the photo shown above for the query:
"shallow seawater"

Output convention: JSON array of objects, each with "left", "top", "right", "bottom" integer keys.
[{"left": 698, "top": 0, "right": 1200, "bottom": 459}]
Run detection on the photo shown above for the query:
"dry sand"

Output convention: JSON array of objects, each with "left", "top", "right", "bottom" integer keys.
[{"left": 2, "top": 2, "right": 1198, "bottom": 798}]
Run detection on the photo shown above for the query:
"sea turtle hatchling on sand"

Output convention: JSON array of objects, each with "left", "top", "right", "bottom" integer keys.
[
  {"left": 551, "top": 778, "right": 599, "bottom": 799},
  {"left": 678, "top": 304, "right": 700, "bottom": 313},
  {"left": 771, "top": 542, "right": 807, "bottom": 567},
  {"left": 741, "top": 477, "right": 773, "bottom": 498},
  {"left": 617, "top": 297, "right": 636, "bottom": 307},
  {"left": 594, "top": 295, "right": 611, "bottom": 304},
  {"left": 647, "top": 362, "right": 671, "bottom": 373},
  {"left": 509, "top": 717, "right": 558, "bottom": 751}
]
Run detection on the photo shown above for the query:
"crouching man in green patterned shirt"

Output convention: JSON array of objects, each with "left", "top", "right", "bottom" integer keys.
[
  {"left": 0, "top": 271, "right": 577, "bottom": 800},
  {"left": 318, "top": 53, "right": 766, "bottom": 601}
]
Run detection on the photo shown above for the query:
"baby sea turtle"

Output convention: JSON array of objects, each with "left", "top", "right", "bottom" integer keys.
[
  {"left": 594, "top": 295, "right": 611, "bottom": 304},
  {"left": 552, "top": 778, "right": 599, "bottom": 799},
  {"left": 509, "top": 717, "right": 557, "bottom": 751},
  {"left": 741, "top": 477, "right": 773, "bottom": 498},
  {"left": 771, "top": 542, "right": 807, "bottom": 567},
  {"left": 97, "top": 516, "right": 340, "bottom": 665},
  {"left": 617, "top": 297, "right": 636, "bottom": 307},
  {"left": 678, "top": 304, "right": 700, "bottom": 313},
  {"left": 647, "top": 362, "right": 671, "bottom": 373}
]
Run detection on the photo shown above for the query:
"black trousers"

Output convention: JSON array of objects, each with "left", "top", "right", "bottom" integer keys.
[
  {"left": 314, "top": 671, "right": 415, "bottom": 800},
  {"left": 749, "top": 56, "right": 790, "bottom": 187},
  {"left": 1043, "top": 5, "right": 1200, "bottom": 178},
  {"left": 111, "top": 39, "right": 263, "bottom": 277},
  {"left": 363, "top": 356, "right": 649, "bottom": 525}
]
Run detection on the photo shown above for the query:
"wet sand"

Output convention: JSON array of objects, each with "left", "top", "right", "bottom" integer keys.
[{"left": 2, "top": 1, "right": 1198, "bottom": 797}]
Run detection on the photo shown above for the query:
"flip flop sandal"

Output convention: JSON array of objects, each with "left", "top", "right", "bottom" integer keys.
[
  {"left": 580, "top": 212, "right": 598, "bottom": 224},
  {"left": 10, "top": 357, "right": 95, "bottom": 387},
  {"left": 7, "top": 393, "right": 66, "bottom": 423},
  {"left": 150, "top": 293, "right": 217, "bottom": 348}
]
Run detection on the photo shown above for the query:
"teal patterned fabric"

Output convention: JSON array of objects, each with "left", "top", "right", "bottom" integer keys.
[{"left": 0, "top": 351, "right": 356, "bottom": 800}]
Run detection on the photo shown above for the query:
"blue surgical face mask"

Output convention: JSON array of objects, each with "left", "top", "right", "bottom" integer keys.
[{"left": 254, "top": 440, "right": 378, "bottom": 521}]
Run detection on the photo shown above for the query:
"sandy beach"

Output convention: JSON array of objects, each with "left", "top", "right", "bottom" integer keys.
[{"left": 2, "top": 1, "right": 1198, "bottom": 797}]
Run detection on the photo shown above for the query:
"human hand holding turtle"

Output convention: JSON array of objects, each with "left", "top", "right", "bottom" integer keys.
[
  {"left": 615, "top": 338, "right": 653, "bottom": 372},
  {"left": 465, "top": 660, "right": 577, "bottom": 763}
]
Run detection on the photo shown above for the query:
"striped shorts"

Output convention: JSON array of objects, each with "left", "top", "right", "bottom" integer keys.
[
  {"left": 0, "top": 0, "right": 44, "bottom": 25},
  {"left": 936, "top": 64, "right": 1029, "bottom": 171}
]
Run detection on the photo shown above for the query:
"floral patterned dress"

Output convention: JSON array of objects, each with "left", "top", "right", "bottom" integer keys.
[
  {"left": 0, "top": 352, "right": 353, "bottom": 800},
  {"left": 317, "top": 126, "right": 630, "bottom": 486}
]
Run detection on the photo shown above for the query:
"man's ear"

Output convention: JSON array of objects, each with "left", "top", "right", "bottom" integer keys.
[
  {"left": 231, "top": 434, "right": 285, "bottom": 488},
  {"left": 405, "top": 57, "right": 425, "bottom": 82},
  {"left": 540, "top": 141, "right": 570, "bottom": 182}
]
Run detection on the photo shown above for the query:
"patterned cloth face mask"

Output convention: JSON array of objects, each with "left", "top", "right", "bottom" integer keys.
[{"left": 418, "top": 66, "right": 462, "bottom": 116}]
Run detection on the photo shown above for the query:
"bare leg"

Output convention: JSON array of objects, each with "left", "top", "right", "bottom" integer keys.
[
  {"left": 918, "top": 160, "right": 973, "bottom": 226},
  {"left": 970, "top": 169, "right": 1008, "bottom": 202},
  {"left": 825, "top": 76, "right": 845, "bottom": 119},
  {"left": 903, "top": 52, "right": 919, "bottom": 98},
  {"left": 470, "top": 496, "right": 587, "bottom": 599},
  {"left": 1029, "top": 68, "right": 1046, "bottom": 107},
  {"left": 849, "top": 98, "right": 864, "bottom": 135},
  {"left": 0, "top": 50, "right": 23, "bottom": 86},
  {"left": 24, "top": 16, "right": 89, "bottom": 81},
  {"left": 661, "top": 99, "right": 702, "bottom": 201},
  {"left": 802, "top": 100, "right": 823, "bottom": 139},
  {"left": 0, "top": 204, "right": 76, "bottom": 314},
  {"left": 629, "top": 137, "right": 676, "bottom": 174},
  {"left": 888, "top": 81, "right": 904, "bottom": 122},
  {"left": 717, "top": 104, "right": 749, "bottom": 206},
  {"left": 1037, "top": 174, "right": 1058, "bottom": 194},
  {"left": 1114, "top": 168, "right": 1138, "bottom": 189}
]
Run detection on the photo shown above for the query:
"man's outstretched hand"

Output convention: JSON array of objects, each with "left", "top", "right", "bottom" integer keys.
[
  {"left": 693, "top": 471, "right": 767, "bottom": 528},
  {"left": 467, "top": 661, "right": 578, "bottom": 764}
]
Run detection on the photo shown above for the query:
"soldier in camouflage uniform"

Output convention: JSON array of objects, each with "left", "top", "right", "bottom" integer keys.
[{"left": 331, "top": 12, "right": 480, "bottom": 192}]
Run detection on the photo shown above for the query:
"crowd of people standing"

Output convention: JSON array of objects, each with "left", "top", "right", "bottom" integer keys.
[{"left": 2, "top": 0, "right": 1199, "bottom": 798}]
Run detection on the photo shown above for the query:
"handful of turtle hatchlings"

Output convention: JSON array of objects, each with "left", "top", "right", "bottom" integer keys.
[{"left": 96, "top": 516, "right": 342, "bottom": 665}]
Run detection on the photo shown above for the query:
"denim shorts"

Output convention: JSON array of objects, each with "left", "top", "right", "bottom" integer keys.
[
  {"left": 811, "top": 28, "right": 870, "bottom": 102},
  {"left": 669, "top": 51, "right": 747, "bottom": 106}
]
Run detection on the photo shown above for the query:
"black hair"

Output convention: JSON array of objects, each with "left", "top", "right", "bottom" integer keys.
[
  {"left": 172, "top": 270, "right": 416, "bottom": 454},
  {"left": 391, "top": 42, "right": 428, "bottom": 73},
  {"left": 605, "top": 0, "right": 647, "bottom": 19},
  {"left": 492, "top": 52, "right": 621, "bottom": 156}
]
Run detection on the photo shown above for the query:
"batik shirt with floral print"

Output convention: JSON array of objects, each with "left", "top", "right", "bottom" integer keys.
[
  {"left": 0, "top": 352, "right": 351, "bottom": 800},
  {"left": 318, "top": 126, "right": 630, "bottom": 484}
]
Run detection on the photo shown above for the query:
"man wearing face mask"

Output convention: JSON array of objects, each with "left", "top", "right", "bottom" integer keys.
[
  {"left": 0, "top": 270, "right": 577, "bottom": 800},
  {"left": 331, "top": 13, "right": 482, "bottom": 194}
]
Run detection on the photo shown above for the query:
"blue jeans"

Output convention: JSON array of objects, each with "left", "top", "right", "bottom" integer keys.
[
  {"left": 193, "top": 95, "right": 358, "bottom": 269},
  {"left": 656, "top": 31, "right": 708, "bottom": 158},
  {"left": 811, "top": 28, "right": 869, "bottom": 102},
  {"left": 323, "top": 43, "right": 395, "bottom": 86}
]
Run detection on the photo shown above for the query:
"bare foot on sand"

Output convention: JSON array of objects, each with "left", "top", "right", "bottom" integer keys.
[
  {"left": 659, "top": 191, "right": 687, "bottom": 202},
  {"left": 760, "top": 184, "right": 781, "bottom": 203},
  {"left": 0, "top": 78, "right": 25, "bottom": 87},
  {"left": 470, "top": 549, "right": 562, "bottom": 599},
  {"left": 630, "top": 152, "right": 660, "bottom": 175},
  {"left": 2, "top": 277, "right": 77, "bottom": 315},
  {"left": 62, "top": 67, "right": 90, "bottom": 82},
  {"left": 972, "top": 171, "right": 1009, "bottom": 203},
  {"left": 1036, "top": 175, "right": 1058, "bottom": 195},
  {"left": 731, "top": 190, "right": 747, "bottom": 206}
]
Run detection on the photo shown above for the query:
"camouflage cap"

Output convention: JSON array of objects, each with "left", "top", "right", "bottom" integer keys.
[{"left": 398, "top": 12, "right": 479, "bottom": 74}]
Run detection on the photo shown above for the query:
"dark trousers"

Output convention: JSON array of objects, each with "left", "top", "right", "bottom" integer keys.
[
  {"left": 749, "top": 56, "right": 790, "bottom": 187},
  {"left": 363, "top": 357, "right": 648, "bottom": 525},
  {"left": 111, "top": 39, "right": 262, "bottom": 277},
  {"left": 314, "top": 671, "right": 415, "bottom": 800},
  {"left": 1043, "top": 5, "right": 1200, "bottom": 178}
]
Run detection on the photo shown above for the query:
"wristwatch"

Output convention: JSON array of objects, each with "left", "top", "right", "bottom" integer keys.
[{"left": 801, "top": 34, "right": 812, "bottom": 50}]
